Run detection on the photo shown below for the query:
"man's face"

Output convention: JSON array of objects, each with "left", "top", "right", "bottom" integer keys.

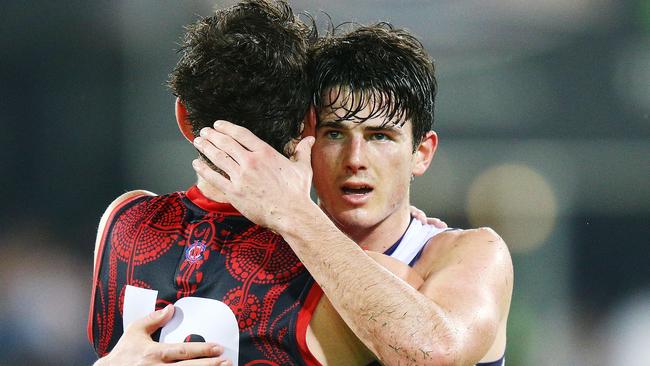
[{"left": 311, "top": 89, "right": 420, "bottom": 234}]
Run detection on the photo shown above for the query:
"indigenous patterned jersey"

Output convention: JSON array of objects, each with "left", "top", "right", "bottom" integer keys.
[{"left": 88, "top": 186, "right": 319, "bottom": 366}]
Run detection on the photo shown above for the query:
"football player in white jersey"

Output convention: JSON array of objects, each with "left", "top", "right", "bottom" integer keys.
[{"left": 192, "top": 23, "right": 513, "bottom": 365}]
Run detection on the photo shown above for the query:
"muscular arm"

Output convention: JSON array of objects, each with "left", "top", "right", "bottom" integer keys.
[
  {"left": 192, "top": 122, "right": 513, "bottom": 365},
  {"left": 278, "top": 203, "right": 512, "bottom": 365}
]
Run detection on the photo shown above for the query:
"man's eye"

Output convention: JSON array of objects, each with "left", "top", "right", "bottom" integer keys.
[
  {"left": 370, "top": 133, "right": 389, "bottom": 141},
  {"left": 326, "top": 130, "right": 342, "bottom": 139}
]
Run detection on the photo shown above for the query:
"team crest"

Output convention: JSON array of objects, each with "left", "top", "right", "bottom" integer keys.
[{"left": 185, "top": 240, "right": 206, "bottom": 263}]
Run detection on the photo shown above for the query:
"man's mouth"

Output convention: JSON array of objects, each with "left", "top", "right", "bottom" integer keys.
[
  {"left": 340, "top": 183, "right": 374, "bottom": 205},
  {"left": 341, "top": 186, "right": 373, "bottom": 195}
]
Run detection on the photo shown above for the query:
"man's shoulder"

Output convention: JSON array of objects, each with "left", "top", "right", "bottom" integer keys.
[
  {"left": 418, "top": 227, "right": 511, "bottom": 274},
  {"left": 435, "top": 227, "right": 503, "bottom": 244},
  {"left": 105, "top": 190, "right": 158, "bottom": 211},
  {"left": 93, "top": 190, "right": 158, "bottom": 264}
]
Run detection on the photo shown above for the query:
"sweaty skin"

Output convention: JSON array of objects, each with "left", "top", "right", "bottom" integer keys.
[
  {"left": 306, "top": 252, "right": 426, "bottom": 365},
  {"left": 191, "top": 114, "right": 513, "bottom": 365}
]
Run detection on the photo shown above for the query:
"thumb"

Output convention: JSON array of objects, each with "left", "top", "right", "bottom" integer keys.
[
  {"left": 129, "top": 304, "right": 175, "bottom": 335},
  {"left": 292, "top": 136, "right": 314, "bottom": 168}
]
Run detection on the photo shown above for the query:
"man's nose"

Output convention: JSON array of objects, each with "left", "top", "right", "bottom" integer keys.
[{"left": 344, "top": 136, "right": 367, "bottom": 174}]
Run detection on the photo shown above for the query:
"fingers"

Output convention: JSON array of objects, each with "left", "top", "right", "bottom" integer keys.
[
  {"left": 212, "top": 120, "right": 266, "bottom": 152},
  {"left": 177, "top": 357, "right": 232, "bottom": 366},
  {"left": 192, "top": 159, "right": 232, "bottom": 190},
  {"left": 291, "top": 136, "right": 314, "bottom": 168},
  {"left": 409, "top": 206, "right": 427, "bottom": 225},
  {"left": 409, "top": 206, "right": 448, "bottom": 229},
  {"left": 160, "top": 343, "right": 224, "bottom": 362},
  {"left": 427, "top": 217, "right": 448, "bottom": 229},
  {"left": 193, "top": 136, "right": 240, "bottom": 179},
  {"left": 127, "top": 304, "right": 174, "bottom": 335},
  {"left": 196, "top": 127, "right": 248, "bottom": 165}
]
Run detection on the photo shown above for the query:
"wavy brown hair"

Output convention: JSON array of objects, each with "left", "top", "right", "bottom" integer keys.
[{"left": 169, "top": 0, "right": 316, "bottom": 155}]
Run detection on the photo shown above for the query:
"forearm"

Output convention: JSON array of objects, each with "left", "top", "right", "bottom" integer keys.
[{"left": 279, "top": 203, "right": 465, "bottom": 365}]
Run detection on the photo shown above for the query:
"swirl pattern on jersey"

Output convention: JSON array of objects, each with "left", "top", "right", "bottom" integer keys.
[{"left": 90, "top": 190, "right": 316, "bottom": 365}]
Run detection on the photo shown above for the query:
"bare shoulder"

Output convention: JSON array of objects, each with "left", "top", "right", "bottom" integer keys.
[
  {"left": 419, "top": 227, "right": 511, "bottom": 270},
  {"left": 93, "top": 190, "right": 157, "bottom": 265},
  {"left": 416, "top": 227, "right": 513, "bottom": 306},
  {"left": 416, "top": 228, "right": 513, "bottom": 361}
]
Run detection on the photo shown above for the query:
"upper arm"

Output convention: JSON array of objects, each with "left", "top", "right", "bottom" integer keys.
[
  {"left": 418, "top": 227, "right": 513, "bottom": 359},
  {"left": 93, "top": 190, "right": 156, "bottom": 268},
  {"left": 365, "top": 250, "right": 425, "bottom": 289}
]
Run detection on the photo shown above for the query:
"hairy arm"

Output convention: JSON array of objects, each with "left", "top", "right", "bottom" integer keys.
[{"left": 278, "top": 203, "right": 512, "bottom": 365}]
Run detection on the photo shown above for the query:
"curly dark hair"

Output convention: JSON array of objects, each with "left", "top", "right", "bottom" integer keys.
[
  {"left": 169, "top": 0, "right": 316, "bottom": 156},
  {"left": 310, "top": 22, "right": 436, "bottom": 150}
]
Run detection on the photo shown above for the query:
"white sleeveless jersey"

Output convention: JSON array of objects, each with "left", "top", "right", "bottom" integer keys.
[{"left": 387, "top": 219, "right": 447, "bottom": 266}]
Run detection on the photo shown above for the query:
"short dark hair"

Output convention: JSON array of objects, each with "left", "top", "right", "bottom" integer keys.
[
  {"left": 310, "top": 22, "right": 436, "bottom": 149},
  {"left": 169, "top": 0, "right": 315, "bottom": 155}
]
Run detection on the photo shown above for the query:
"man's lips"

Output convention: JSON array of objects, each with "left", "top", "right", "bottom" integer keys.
[{"left": 339, "top": 182, "right": 374, "bottom": 205}]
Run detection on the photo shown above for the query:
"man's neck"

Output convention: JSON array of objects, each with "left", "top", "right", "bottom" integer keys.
[
  {"left": 337, "top": 206, "right": 412, "bottom": 254},
  {"left": 196, "top": 176, "right": 229, "bottom": 203}
]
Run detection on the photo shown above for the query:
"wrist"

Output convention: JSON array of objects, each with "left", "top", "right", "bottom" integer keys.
[{"left": 274, "top": 199, "right": 324, "bottom": 237}]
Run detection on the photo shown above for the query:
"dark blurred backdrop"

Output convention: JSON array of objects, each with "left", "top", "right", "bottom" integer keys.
[{"left": 1, "top": 1, "right": 648, "bottom": 365}]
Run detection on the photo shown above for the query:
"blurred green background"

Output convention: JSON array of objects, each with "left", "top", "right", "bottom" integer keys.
[{"left": 0, "top": 1, "right": 648, "bottom": 365}]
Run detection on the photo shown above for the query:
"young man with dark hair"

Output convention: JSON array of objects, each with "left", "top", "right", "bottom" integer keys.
[{"left": 193, "top": 23, "right": 513, "bottom": 365}]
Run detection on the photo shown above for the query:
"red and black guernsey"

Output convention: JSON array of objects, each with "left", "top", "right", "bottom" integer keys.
[{"left": 88, "top": 186, "right": 321, "bottom": 366}]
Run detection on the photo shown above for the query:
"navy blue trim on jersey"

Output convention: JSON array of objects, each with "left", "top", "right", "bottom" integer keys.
[
  {"left": 477, "top": 356, "right": 505, "bottom": 365},
  {"left": 382, "top": 217, "right": 413, "bottom": 256}
]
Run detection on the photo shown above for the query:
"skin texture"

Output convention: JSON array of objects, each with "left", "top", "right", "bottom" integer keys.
[{"left": 191, "top": 112, "right": 513, "bottom": 365}]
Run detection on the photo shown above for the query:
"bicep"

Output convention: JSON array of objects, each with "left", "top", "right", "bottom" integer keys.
[
  {"left": 365, "top": 250, "right": 425, "bottom": 289},
  {"left": 418, "top": 229, "right": 513, "bottom": 351}
]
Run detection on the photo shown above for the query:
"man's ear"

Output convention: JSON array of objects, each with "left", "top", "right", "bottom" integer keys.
[
  {"left": 175, "top": 98, "right": 194, "bottom": 143},
  {"left": 301, "top": 105, "right": 317, "bottom": 138},
  {"left": 412, "top": 131, "right": 438, "bottom": 176}
]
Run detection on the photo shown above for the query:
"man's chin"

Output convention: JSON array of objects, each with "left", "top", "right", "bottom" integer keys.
[{"left": 329, "top": 208, "right": 375, "bottom": 229}]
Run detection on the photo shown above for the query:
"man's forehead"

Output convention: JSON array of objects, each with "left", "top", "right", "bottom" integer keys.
[
  {"left": 317, "top": 86, "right": 409, "bottom": 129},
  {"left": 317, "top": 117, "right": 408, "bottom": 132}
]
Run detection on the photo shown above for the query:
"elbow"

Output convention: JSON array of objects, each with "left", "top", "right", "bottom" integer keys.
[
  {"left": 377, "top": 333, "right": 466, "bottom": 366},
  {"left": 422, "top": 336, "right": 465, "bottom": 366}
]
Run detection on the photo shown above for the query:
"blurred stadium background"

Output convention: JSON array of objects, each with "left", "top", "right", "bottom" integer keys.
[{"left": 0, "top": 0, "right": 648, "bottom": 364}]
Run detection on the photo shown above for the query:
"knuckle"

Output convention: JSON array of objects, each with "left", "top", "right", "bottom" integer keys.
[
  {"left": 160, "top": 347, "right": 180, "bottom": 361},
  {"left": 142, "top": 347, "right": 163, "bottom": 361}
]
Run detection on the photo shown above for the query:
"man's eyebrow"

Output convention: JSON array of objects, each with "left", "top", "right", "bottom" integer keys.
[
  {"left": 366, "top": 122, "right": 402, "bottom": 131},
  {"left": 317, "top": 120, "right": 345, "bottom": 129},
  {"left": 317, "top": 120, "right": 405, "bottom": 133},
  {"left": 364, "top": 124, "right": 404, "bottom": 133}
]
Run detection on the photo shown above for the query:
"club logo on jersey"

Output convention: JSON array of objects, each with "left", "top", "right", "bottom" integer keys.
[{"left": 185, "top": 240, "right": 206, "bottom": 263}]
